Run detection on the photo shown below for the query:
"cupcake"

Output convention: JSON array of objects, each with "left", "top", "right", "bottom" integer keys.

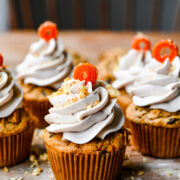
[
  {"left": 126, "top": 39, "right": 180, "bottom": 158},
  {"left": 98, "top": 33, "right": 152, "bottom": 126},
  {"left": 16, "top": 21, "right": 87, "bottom": 128},
  {"left": 0, "top": 54, "right": 36, "bottom": 167},
  {"left": 44, "top": 63, "right": 128, "bottom": 180}
]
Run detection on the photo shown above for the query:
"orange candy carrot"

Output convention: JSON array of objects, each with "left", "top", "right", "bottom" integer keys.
[
  {"left": 152, "top": 40, "right": 178, "bottom": 63},
  {"left": 132, "top": 34, "right": 151, "bottom": 51},
  {"left": 38, "top": 21, "right": 58, "bottom": 42},
  {"left": 0, "top": 53, "right": 3, "bottom": 67},
  {"left": 73, "top": 63, "right": 98, "bottom": 86}
]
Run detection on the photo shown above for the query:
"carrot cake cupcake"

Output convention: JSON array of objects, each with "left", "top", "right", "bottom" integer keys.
[
  {"left": 126, "top": 39, "right": 180, "bottom": 158},
  {"left": 44, "top": 63, "right": 128, "bottom": 180},
  {"left": 0, "top": 54, "right": 36, "bottom": 167},
  {"left": 16, "top": 21, "right": 86, "bottom": 128},
  {"left": 98, "top": 33, "right": 152, "bottom": 126}
]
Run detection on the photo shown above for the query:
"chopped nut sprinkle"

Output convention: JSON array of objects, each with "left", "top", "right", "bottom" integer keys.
[
  {"left": 32, "top": 167, "right": 43, "bottom": 176},
  {"left": 39, "top": 153, "right": 48, "bottom": 161},
  {"left": 106, "top": 85, "right": 120, "bottom": 98},
  {"left": 25, "top": 171, "right": 30, "bottom": 176},
  {"left": 137, "top": 170, "right": 144, "bottom": 176},
  {"left": 167, "top": 171, "right": 172, "bottom": 176},
  {"left": 29, "top": 154, "right": 36, "bottom": 162},
  {"left": 3, "top": 167, "right": 8, "bottom": 173}
]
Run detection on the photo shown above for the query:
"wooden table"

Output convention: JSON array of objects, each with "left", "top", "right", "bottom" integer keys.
[{"left": 0, "top": 31, "right": 180, "bottom": 180}]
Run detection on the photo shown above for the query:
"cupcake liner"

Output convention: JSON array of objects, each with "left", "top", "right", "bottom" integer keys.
[
  {"left": 129, "top": 121, "right": 180, "bottom": 158},
  {"left": 45, "top": 143, "right": 126, "bottom": 180},
  {"left": 23, "top": 98, "right": 51, "bottom": 128},
  {"left": 0, "top": 126, "right": 35, "bottom": 167}
]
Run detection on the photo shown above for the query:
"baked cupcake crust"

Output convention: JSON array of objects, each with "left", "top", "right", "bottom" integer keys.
[
  {"left": 0, "top": 108, "right": 37, "bottom": 137},
  {"left": 126, "top": 103, "right": 180, "bottom": 128},
  {"left": 44, "top": 129, "right": 128, "bottom": 154}
]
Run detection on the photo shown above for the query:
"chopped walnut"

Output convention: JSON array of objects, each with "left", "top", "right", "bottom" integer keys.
[
  {"left": 137, "top": 170, "right": 144, "bottom": 176},
  {"left": 106, "top": 85, "right": 120, "bottom": 98},
  {"left": 3, "top": 167, "right": 8, "bottom": 173},
  {"left": 32, "top": 167, "right": 43, "bottom": 176},
  {"left": 87, "top": 100, "right": 100, "bottom": 110},
  {"left": 39, "top": 153, "right": 48, "bottom": 161}
]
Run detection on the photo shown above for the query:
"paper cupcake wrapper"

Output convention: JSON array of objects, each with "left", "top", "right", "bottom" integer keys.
[
  {"left": 117, "top": 96, "right": 132, "bottom": 128},
  {"left": 45, "top": 143, "right": 126, "bottom": 180},
  {"left": 129, "top": 121, "right": 180, "bottom": 158},
  {"left": 23, "top": 98, "right": 51, "bottom": 128},
  {"left": 0, "top": 126, "right": 35, "bottom": 167}
]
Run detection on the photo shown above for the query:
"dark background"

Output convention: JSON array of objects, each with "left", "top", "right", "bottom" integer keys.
[{"left": 0, "top": 0, "right": 180, "bottom": 32}]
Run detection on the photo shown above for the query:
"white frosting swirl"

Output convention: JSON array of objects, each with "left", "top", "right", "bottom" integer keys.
[
  {"left": 45, "top": 80, "right": 124, "bottom": 144},
  {"left": 112, "top": 49, "right": 152, "bottom": 90},
  {"left": 16, "top": 37, "right": 73, "bottom": 89},
  {"left": 0, "top": 68, "right": 23, "bottom": 118},
  {"left": 129, "top": 57, "right": 180, "bottom": 112}
]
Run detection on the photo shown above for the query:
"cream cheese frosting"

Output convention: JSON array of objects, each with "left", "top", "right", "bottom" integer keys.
[
  {"left": 16, "top": 37, "right": 73, "bottom": 89},
  {"left": 0, "top": 67, "right": 23, "bottom": 118},
  {"left": 129, "top": 57, "right": 180, "bottom": 112},
  {"left": 45, "top": 79, "right": 124, "bottom": 144},
  {"left": 112, "top": 49, "right": 152, "bottom": 90}
]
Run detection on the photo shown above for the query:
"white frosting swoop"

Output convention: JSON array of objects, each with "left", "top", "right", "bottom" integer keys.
[
  {"left": 45, "top": 79, "right": 124, "bottom": 144},
  {"left": 112, "top": 49, "right": 152, "bottom": 90},
  {"left": 16, "top": 37, "right": 73, "bottom": 89},
  {"left": 129, "top": 57, "right": 180, "bottom": 112},
  {"left": 0, "top": 68, "right": 23, "bottom": 118}
]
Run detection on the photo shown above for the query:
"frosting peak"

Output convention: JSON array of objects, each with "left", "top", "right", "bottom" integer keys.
[
  {"left": 112, "top": 49, "right": 152, "bottom": 90},
  {"left": 45, "top": 79, "right": 124, "bottom": 144},
  {"left": 131, "top": 57, "right": 180, "bottom": 112},
  {"left": 0, "top": 67, "right": 23, "bottom": 118},
  {"left": 16, "top": 37, "right": 73, "bottom": 89}
]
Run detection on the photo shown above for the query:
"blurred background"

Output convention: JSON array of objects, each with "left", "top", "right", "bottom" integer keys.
[{"left": 0, "top": 0, "right": 180, "bottom": 32}]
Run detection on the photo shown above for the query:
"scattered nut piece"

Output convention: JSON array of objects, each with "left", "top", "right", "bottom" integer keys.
[
  {"left": 137, "top": 170, "right": 144, "bottom": 176},
  {"left": 123, "top": 160, "right": 133, "bottom": 167},
  {"left": 17, "top": 177, "right": 23, "bottom": 180},
  {"left": 32, "top": 167, "right": 43, "bottom": 176},
  {"left": 25, "top": 171, "right": 30, "bottom": 176},
  {"left": 106, "top": 85, "right": 120, "bottom": 98},
  {"left": 142, "top": 158, "right": 147, "bottom": 162},
  {"left": 30, "top": 159, "right": 39, "bottom": 168},
  {"left": 167, "top": 171, "right": 172, "bottom": 176},
  {"left": 3, "top": 167, "right": 8, "bottom": 173},
  {"left": 130, "top": 176, "right": 135, "bottom": 180},
  {"left": 39, "top": 153, "right": 48, "bottom": 161},
  {"left": 29, "top": 154, "right": 36, "bottom": 162}
]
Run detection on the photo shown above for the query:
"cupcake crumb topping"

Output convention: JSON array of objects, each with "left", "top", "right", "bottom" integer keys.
[{"left": 106, "top": 85, "right": 120, "bottom": 98}]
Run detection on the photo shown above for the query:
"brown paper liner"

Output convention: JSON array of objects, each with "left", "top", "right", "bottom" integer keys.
[
  {"left": 129, "top": 121, "right": 180, "bottom": 158},
  {"left": 0, "top": 126, "right": 35, "bottom": 167},
  {"left": 23, "top": 98, "right": 51, "bottom": 128},
  {"left": 45, "top": 143, "right": 126, "bottom": 180}
]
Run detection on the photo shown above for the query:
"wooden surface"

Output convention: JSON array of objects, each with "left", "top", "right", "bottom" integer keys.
[{"left": 0, "top": 31, "right": 180, "bottom": 180}]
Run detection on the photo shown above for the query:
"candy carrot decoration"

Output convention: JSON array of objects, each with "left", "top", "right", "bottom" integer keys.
[
  {"left": 38, "top": 21, "right": 58, "bottom": 42},
  {"left": 0, "top": 53, "right": 3, "bottom": 67},
  {"left": 152, "top": 40, "right": 178, "bottom": 63},
  {"left": 132, "top": 34, "right": 151, "bottom": 51},
  {"left": 73, "top": 63, "right": 98, "bottom": 86}
]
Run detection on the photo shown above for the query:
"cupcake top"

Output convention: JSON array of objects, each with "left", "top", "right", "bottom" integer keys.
[
  {"left": 112, "top": 33, "right": 152, "bottom": 90},
  {"left": 45, "top": 63, "right": 124, "bottom": 144},
  {"left": 16, "top": 21, "right": 73, "bottom": 89},
  {"left": 0, "top": 54, "right": 23, "bottom": 118},
  {"left": 129, "top": 40, "right": 180, "bottom": 112}
]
